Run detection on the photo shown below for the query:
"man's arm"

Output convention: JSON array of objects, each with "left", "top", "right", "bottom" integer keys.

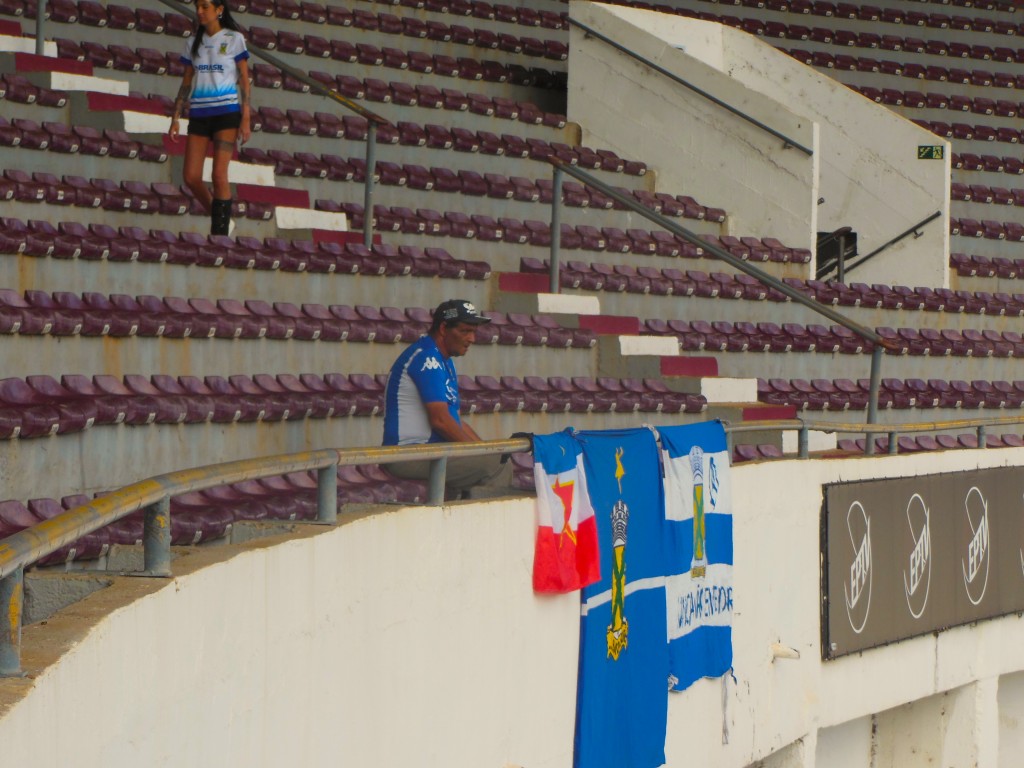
[
  {"left": 424, "top": 401, "right": 480, "bottom": 442},
  {"left": 460, "top": 420, "right": 484, "bottom": 441}
]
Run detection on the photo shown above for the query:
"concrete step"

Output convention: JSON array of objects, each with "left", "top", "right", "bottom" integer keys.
[
  {"left": 274, "top": 204, "right": 349, "bottom": 235},
  {"left": 0, "top": 386, "right": 709, "bottom": 501},
  {"left": 491, "top": 283, "right": 602, "bottom": 317},
  {"left": 0, "top": 31, "right": 55, "bottom": 56},
  {"left": 15, "top": 58, "right": 129, "bottom": 96},
  {"left": 0, "top": 326, "right": 597, "bottom": 382},
  {"left": 705, "top": 403, "right": 798, "bottom": 451},
  {"left": 0, "top": 243, "right": 487, "bottom": 311}
]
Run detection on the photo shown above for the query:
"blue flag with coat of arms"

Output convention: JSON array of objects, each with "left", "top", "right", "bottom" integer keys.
[
  {"left": 557, "top": 422, "right": 734, "bottom": 768},
  {"left": 573, "top": 427, "right": 669, "bottom": 768}
]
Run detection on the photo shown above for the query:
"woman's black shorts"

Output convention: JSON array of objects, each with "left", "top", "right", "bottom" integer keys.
[{"left": 187, "top": 112, "right": 242, "bottom": 138}]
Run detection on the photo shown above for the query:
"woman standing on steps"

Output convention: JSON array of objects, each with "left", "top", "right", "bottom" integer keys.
[{"left": 168, "top": 0, "right": 251, "bottom": 235}]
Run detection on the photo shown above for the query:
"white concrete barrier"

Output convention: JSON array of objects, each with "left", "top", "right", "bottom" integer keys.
[
  {"left": 3, "top": 450, "right": 1024, "bottom": 767},
  {"left": 49, "top": 72, "right": 128, "bottom": 95},
  {"left": 0, "top": 35, "right": 56, "bottom": 55},
  {"left": 274, "top": 206, "right": 348, "bottom": 232}
]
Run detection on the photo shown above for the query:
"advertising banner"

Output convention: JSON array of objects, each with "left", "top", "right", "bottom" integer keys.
[{"left": 823, "top": 467, "right": 1024, "bottom": 658}]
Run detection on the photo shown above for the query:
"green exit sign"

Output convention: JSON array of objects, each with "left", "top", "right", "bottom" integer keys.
[{"left": 918, "top": 145, "right": 944, "bottom": 159}]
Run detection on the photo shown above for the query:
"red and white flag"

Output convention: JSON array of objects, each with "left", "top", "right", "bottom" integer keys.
[{"left": 532, "top": 431, "right": 601, "bottom": 593}]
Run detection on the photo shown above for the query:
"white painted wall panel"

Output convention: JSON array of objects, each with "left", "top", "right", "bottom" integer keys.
[
  {"left": 569, "top": 3, "right": 817, "bottom": 253},
  {"left": 568, "top": 2, "right": 950, "bottom": 289},
  {"left": 4, "top": 450, "right": 1024, "bottom": 766}
]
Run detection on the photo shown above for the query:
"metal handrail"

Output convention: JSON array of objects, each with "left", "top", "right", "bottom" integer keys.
[
  {"left": 127, "top": 0, "right": 390, "bottom": 248},
  {"left": 567, "top": 18, "right": 813, "bottom": 157},
  {"left": 723, "top": 414, "right": 1024, "bottom": 459},
  {"left": 5, "top": 410, "right": 1023, "bottom": 675},
  {"left": 16, "top": 410, "right": 1010, "bottom": 587},
  {"left": 815, "top": 225, "right": 855, "bottom": 282},
  {"left": 0, "top": 437, "right": 529, "bottom": 675},
  {"left": 817, "top": 226, "right": 853, "bottom": 249},
  {"left": 546, "top": 162, "right": 885, "bottom": 343},
  {"left": 0, "top": 439, "right": 528, "bottom": 582},
  {"left": 544, "top": 157, "right": 894, "bottom": 430},
  {"left": 841, "top": 211, "right": 943, "bottom": 277}
]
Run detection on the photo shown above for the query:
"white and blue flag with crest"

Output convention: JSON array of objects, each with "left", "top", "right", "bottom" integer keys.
[{"left": 659, "top": 421, "right": 734, "bottom": 692}]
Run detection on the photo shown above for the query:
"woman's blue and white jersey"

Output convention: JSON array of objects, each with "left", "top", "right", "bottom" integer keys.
[
  {"left": 383, "top": 335, "right": 461, "bottom": 445},
  {"left": 180, "top": 29, "right": 249, "bottom": 118}
]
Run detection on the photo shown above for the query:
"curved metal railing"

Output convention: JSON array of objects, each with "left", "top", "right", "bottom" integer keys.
[
  {"left": 5, "top": 413, "right": 1024, "bottom": 676},
  {"left": 0, "top": 437, "right": 529, "bottom": 676}
]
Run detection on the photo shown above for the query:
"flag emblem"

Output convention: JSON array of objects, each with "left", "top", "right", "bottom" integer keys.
[
  {"left": 689, "top": 445, "right": 707, "bottom": 578},
  {"left": 606, "top": 498, "right": 629, "bottom": 660},
  {"left": 662, "top": 422, "right": 734, "bottom": 693}
]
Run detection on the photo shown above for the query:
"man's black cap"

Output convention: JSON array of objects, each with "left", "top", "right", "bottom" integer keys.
[{"left": 432, "top": 299, "right": 491, "bottom": 326}]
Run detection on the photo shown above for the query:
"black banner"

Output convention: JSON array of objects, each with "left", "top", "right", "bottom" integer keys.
[{"left": 822, "top": 467, "right": 1024, "bottom": 659}]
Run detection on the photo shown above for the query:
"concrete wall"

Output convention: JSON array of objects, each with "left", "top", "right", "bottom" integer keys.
[
  {"left": 0, "top": 502, "right": 580, "bottom": 768},
  {"left": 569, "top": 2, "right": 819, "bottom": 256},
  {"left": 713, "top": 16, "right": 951, "bottom": 290},
  {"left": 567, "top": 2, "right": 950, "bottom": 289},
  {"left": 4, "top": 449, "right": 1024, "bottom": 766}
]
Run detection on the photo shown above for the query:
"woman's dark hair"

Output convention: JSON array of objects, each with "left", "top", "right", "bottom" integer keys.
[{"left": 191, "top": 1, "right": 242, "bottom": 58}]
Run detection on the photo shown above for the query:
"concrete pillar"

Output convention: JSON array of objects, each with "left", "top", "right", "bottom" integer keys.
[
  {"left": 998, "top": 671, "right": 1024, "bottom": 767},
  {"left": 941, "top": 677, "right": 998, "bottom": 768},
  {"left": 758, "top": 732, "right": 817, "bottom": 768},
  {"left": 872, "top": 679, "right": 999, "bottom": 768},
  {"left": 814, "top": 716, "right": 872, "bottom": 768}
]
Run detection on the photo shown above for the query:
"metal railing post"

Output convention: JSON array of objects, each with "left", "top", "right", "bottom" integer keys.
[
  {"left": 317, "top": 465, "right": 338, "bottom": 523},
  {"left": 142, "top": 496, "right": 172, "bottom": 577},
  {"left": 549, "top": 166, "right": 564, "bottom": 294},
  {"left": 35, "top": 0, "right": 45, "bottom": 55},
  {"left": 865, "top": 346, "right": 883, "bottom": 455},
  {"left": 798, "top": 425, "right": 809, "bottom": 459},
  {"left": 427, "top": 457, "right": 447, "bottom": 505},
  {"left": 978, "top": 424, "right": 987, "bottom": 448},
  {"left": 837, "top": 232, "right": 847, "bottom": 284},
  {"left": 888, "top": 432, "right": 898, "bottom": 455},
  {"left": 363, "top": 121, "right": 377, "bottom": 250},
  {"left": 0, "top": 567, "right": 24, "bottom": 677}
]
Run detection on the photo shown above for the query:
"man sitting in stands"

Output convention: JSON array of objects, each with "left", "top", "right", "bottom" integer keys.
[{"left": 383, "top": 299, "right": 513, "bottom": 498}]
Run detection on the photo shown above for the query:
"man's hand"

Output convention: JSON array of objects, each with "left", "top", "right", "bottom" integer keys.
[{"left": 425, "top": 401, "right": 480, "bottom": 442}]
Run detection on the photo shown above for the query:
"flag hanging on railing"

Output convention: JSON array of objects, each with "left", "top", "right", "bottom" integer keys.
[
  {"left": 532, "top": 429, "right": 601, "bottom": 594},
  {"left": 574, "top": 427, "right": 669, "bottom": 768},
  {"left": 660, "top": 421, "right": 734, "bottom": 692},
  {"left": 530, "top": 421, "right": 734, "bottom": 767}
]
